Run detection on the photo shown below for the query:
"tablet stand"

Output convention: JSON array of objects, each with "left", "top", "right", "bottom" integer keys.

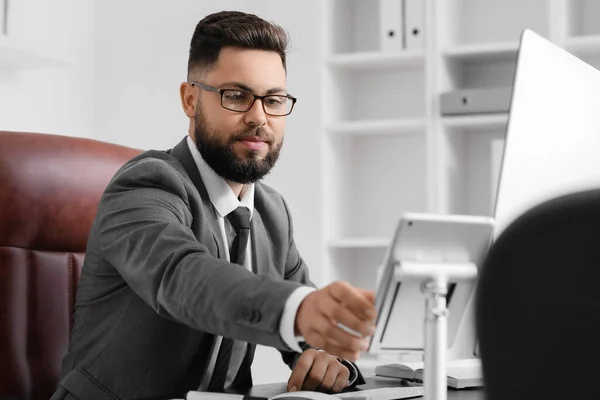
[{"left": 395, "top": 260, "right": 478, "bottom": 400}]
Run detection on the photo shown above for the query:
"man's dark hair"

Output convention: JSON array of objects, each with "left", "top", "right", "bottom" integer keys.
[{"left": 187, "top": 11, "right": 290, "bottom": 79}]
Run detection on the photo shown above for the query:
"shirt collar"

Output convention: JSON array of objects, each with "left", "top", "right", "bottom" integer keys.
[{"left": 186, "top": 135, "right": 254, "bottom": 219}]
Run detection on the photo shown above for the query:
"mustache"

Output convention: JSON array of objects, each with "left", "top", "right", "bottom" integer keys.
[{"left": 232, "top": 127, "right": 275, "bottom": 143}]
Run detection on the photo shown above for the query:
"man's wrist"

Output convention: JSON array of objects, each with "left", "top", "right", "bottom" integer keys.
[{"left": 279, "top": 285, "right": 316, "bottom": 352}]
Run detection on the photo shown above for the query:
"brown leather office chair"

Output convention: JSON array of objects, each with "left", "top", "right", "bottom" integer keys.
[{"left": 0, "top": 131, "right": 140, "bottom": 400}]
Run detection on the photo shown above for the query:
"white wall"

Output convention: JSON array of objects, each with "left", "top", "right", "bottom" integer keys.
[
  {"left": 91, "top": 0, "right": 324, "bottom": 385},
  {"left": 0, "top": 0, "right": 95, "bottom": 137}
]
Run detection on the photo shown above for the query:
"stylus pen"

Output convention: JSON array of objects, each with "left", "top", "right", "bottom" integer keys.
[{"left": 337, "top": 322, "right": 364, "bottom": 338}]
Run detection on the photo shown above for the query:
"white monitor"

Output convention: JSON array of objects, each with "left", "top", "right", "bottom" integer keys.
[{"left": 493, "top": 29, "right": 600, "bottom": 236}]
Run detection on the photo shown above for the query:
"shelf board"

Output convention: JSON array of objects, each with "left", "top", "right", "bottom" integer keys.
[
  {"left": 327, "top": 118, "right": 426, "bottom": 136},
  {"left": 326, "top": 51, "right": 425, "bottom": 71},
  {"left": 327, "top": 238, "right": 390, "bottom": 249},
  {"left": 443, "top": 42, "right": 519, "bottom": 63},
  {"left": 442, "top": 113, "right": 509, "bottom": 131},
  {"left": 565, "top": 35, "right": 600, "bottom": 56}
]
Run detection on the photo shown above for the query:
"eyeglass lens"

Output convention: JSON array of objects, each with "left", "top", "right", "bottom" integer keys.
[{"left": 221, "top": 90, "right": 293, "bottom": 115}]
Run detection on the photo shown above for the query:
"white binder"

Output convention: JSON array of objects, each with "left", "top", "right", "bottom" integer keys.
[
  {"left": 404, "top": 0, "right": 425, "bottom": 50},
  {"left": 379, "top": 0, "right": 404, "bottom": 52}
]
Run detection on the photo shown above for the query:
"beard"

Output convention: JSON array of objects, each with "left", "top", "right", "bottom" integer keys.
[{"left": 193, "top": 107, "right": 283, "bottom": 184}]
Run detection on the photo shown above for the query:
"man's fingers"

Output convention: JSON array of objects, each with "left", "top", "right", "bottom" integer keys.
[
  {"left": 318, "top": 369, "right": 337, "bottom": 392},
  {"left": 331, "top": 365, "right": 351, "bottom": 393},
  {"left": 304, "top": 331, "right": 361, "bottom": 361},
  {"left": 287, "top": 351, "right": 315, "bottom": 391},
  {"left": 288, "top": 351, "right": 350, "bottom": 394},
  {"left": 318, "top": 357, "right": 344, "bottom": 392},
  {"left": 319, "top": 294, "right": 375, "bottom": 338},
  {"left": 296, "top": 282, "right": 377, "bottom": 361},
  {"left": 323, "top": 321, "right": 368, "bottom": 352},
  {"left": 302, "top": 352, "right": 329, "bottom": 391},
  {"left": 327, "top": 282, "right": 376, "bottom": 321},
  {"left": 304, "top": 309, "right": 370, "bottom": 354},
  {"left": 356, "top": 288, "right": 376, "bottom": 304}
]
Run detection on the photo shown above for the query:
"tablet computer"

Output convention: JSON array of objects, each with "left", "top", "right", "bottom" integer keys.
[{"left": 369, "top": 212, "right": 494, "bottom": 355}]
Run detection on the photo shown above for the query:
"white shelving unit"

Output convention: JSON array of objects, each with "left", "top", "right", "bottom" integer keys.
[
  {"left": 442, "top": 42, "right": 519, "bottom": 62},
  {"left": 327, "top": 237, "right": 390, "bottom": 249},
  {"left": 326, "top": 118, "right": 426, "bottom": 136},
  {"left": 566, "top": 35, "right": 600, "bottom": 55},
  {"left": 441, "top": 114, "right": 509, "bottom": 131},
  {"left": 326, "top": 51, "right": 425, "bottom": 71},
  {"left": 320, "top": 0, "right": 600, "bottom": 366}
]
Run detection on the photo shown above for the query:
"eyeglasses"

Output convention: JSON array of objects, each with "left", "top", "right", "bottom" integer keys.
[{"left": 190, "top": 81, "right": 297, "bottom": 116}]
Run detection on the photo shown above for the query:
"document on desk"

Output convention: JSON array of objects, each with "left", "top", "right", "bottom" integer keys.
[
  {"left": 185, "top": 387, "right": 424, "bottom": 400},
  {"left": 186, "top": 392, "right": 243, "bottom": 400}
]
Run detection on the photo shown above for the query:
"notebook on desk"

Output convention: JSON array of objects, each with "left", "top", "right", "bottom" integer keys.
[
  {"left": 185, "top": 386, "right": 424, "bottom": 400},
  {"left": 374, "top": 358, "right": 482, "bottom": 389}
]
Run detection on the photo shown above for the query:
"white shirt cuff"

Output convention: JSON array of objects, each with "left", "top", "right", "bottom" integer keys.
[
  {"left": 280, "top": 285, "right": 316, "bottom": 353},
  {"left": 338, "top": 359, "right": 359, "bottom": 386}
]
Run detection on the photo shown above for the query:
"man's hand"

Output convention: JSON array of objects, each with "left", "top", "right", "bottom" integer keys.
[
  {"left": 295, "top": 281, "right": 376, "bottom": 361},
  {"left": 287, "top": 349, "right": 350, "bottom": 393}
]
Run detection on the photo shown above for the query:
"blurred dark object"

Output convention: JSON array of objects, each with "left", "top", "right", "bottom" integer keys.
[{"left": 477, "top": 188, "right": 600, "bottom": 400}]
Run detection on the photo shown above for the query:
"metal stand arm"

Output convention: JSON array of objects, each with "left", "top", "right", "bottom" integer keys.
[
  {"left": 395, "top": 261, "right": 477, "bottom": 400},
  {"left": 423, "top": 278, "right": 449, "bottom": 400}
]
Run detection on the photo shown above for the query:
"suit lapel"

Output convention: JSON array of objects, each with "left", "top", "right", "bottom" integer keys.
[
  {"left": 250, "top": 210, "right": 272, "bottom": 276},
  {"left": 169, "top": 137, "right": 225, "bottom": 259}
]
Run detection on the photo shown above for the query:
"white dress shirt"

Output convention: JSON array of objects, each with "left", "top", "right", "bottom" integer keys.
[{"left": 185, "top": 136, "right": 316, "bottom": 389}]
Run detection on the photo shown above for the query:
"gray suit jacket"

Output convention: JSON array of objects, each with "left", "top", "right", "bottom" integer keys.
[{"left": 53, "top": 137, "right": 363, "bottom": 400}]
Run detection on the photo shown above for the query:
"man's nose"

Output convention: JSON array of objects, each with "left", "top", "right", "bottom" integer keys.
[{"left": 244, "top": 99, "right": 268, "bottom": 127}]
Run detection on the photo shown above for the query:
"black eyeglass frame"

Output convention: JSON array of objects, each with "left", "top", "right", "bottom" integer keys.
[{"left": 190, "top": 81, "right": 298, "bottom": 116}]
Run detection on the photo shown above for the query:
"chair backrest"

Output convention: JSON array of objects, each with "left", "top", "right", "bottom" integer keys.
[
  {"left": 476, "top": 188, "right": 600, "bottom": 400},
  {"left": 0, "top": 131, "right": 140, "bottom": 400}
]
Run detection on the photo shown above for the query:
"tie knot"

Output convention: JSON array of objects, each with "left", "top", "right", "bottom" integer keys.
[{"left": 227, "top": 206, "right": 251, "bottom": 231}]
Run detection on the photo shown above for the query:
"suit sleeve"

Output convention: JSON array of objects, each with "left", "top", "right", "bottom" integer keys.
[
  {"left": 277, "top": 198, "right": 366, "bottom": 387},
  {"left": 96, "top": 158, "right": 302, "bottom": 350}
]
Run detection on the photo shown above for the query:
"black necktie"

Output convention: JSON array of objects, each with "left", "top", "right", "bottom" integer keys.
[
  {"left": 207, "top": 206, "right": 251, "bottom": 392},
  {"left": 225, "top": 206, "right": 251, "bottom": 267}
]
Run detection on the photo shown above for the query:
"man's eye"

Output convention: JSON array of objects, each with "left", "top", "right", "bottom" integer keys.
[
  {"left": 224, "top": 91, "right": 248, "bottom": 101},
  {"left": 265, "top": 97, "right": 284, "bottom": 106}
]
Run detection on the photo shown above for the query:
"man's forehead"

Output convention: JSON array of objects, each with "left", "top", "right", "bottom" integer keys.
[{"left": 208, "top": 47, "right": 287, "bottom": 90}]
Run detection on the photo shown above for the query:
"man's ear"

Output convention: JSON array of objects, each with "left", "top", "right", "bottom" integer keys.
[{"left": 180, "top": 82, "right": 196, "bottom": 118}]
